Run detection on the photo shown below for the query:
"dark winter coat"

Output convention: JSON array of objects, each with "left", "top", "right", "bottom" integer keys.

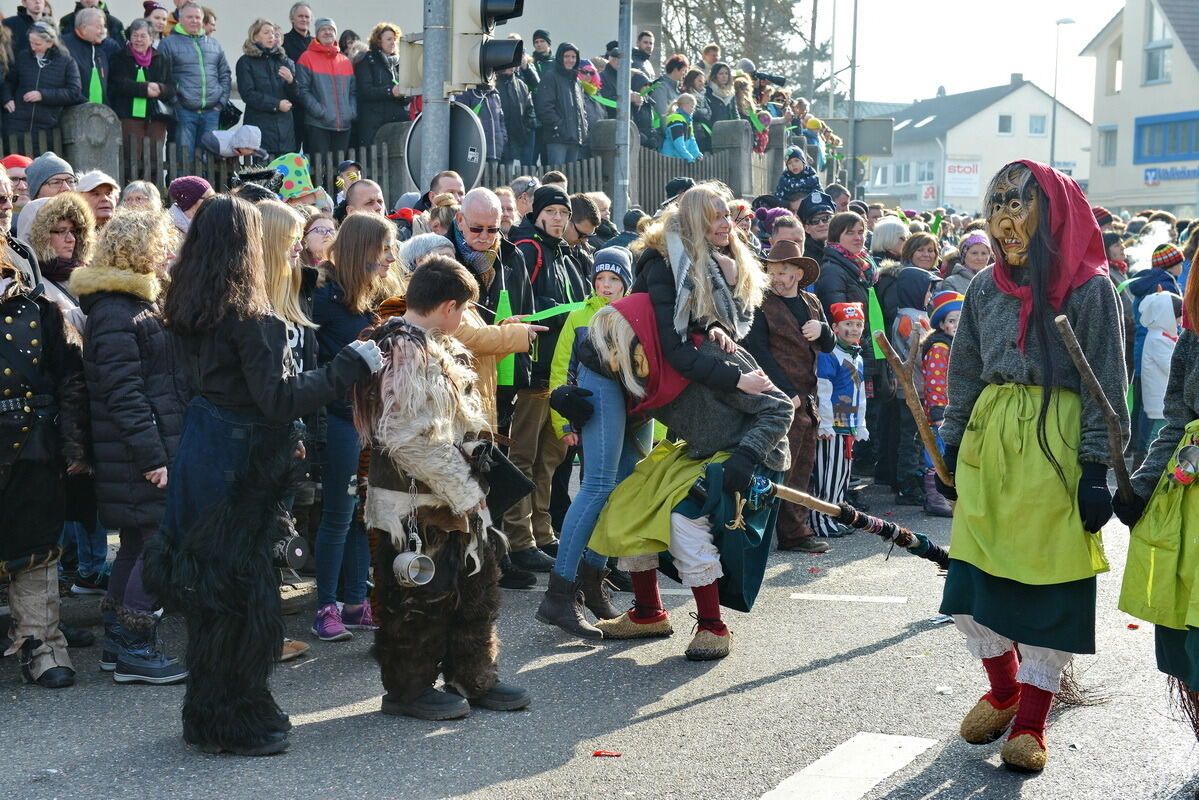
[
  {"left": 296, "top": 38, "right": 355, "bottom": 132},
  {"left": 235, "top": 44, "right": 297, "bottom": 156},
  {"left": 496, "top": 70, "right": 535, "bottom": 152},
  {"left": 631, "top": 48, "right": 656, "bottom": 80},
  {"left": 156, "top": 25, "right": 230, "bottom": 112},
  {"left": 534, "top": 42, "right": 587, "bottom": 147},
  {"left": 73, "top": 266, "right": 188, "bottom": 530},
  {"left": 689, "top": 87, "right": 713, "bottom": 152},
  {"left": 706, "top": 85, "right": 739, "bottom": 125},
  {"left": 6, "top": 46, "right": 83, "bottom": 135},
  {"left": 282, "top": 28, "right": 312, "bottom": 64},
  {"left": 3, "top": 7, "right": 38, "bottom": 54},
  {"left": 63, "top": 31, "right": 121, "bottom": 103},
  {"left": 354, "top": 48, "right": 409, "bottom": 147},
  {"left": 108, "top": 45, "right": 175, "bottom": 121},
  {"left": 312, "top": 278, "right": 373, "bottom": 419},
  {"left": 455, "top": 86, "right": 506, "bottom": 162},
  {"left": 59, "top": 3, "right": 126, "bottom": 45},
  {"left": 814, "top": 244, "right": 874, "bottom": 316}
]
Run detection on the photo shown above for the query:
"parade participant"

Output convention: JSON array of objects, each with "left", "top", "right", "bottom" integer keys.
[
  {"left": 584, "top": 297, "right": 793, "bottom": 658},
  {"left": 742, "top": 239, "right": 834, "bottom": 552},
  {"left": 809, "top": 302, "right": 868, "bottom": 537},
  {"left": 147, "top": 196, "right": 382, "bottom": 756},
  {"left": 1115, "top": 272, "right": 1199, "bottom": 744},
  {"left": 354, "top": 256, "right": 530, "bottom": 721},
  {"left": 0, "top": 255, "right": 89, "bottom": 689},
  {"left": 920, "top": 290, "right": 963, "bottom": 518},
  {"left": 937, "top": 161, "right": 1128, "bottom": 773}
]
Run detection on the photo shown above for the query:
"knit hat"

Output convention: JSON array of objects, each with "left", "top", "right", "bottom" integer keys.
[
  {"left": 829, "top": 302, "right": 865, "bottom": 324},
  {"left": 398, "top": 233, "right": 453, "bottom": 272},
  {"left": 314, "top": 17, "right": 336, "bottom": 35},
  {"left": 664, "top": 176, "right": 695, "bottom": 203},
  {"left": 1092, "top": 206, "right": 1114, "bottom": 227},
  {"left": 784, "top": 145, "right": 805, "bottom": 163},
  {"left": 622, "top": 207, "right": 648, "bottom": 232},
  {"left": 26, "top": 151, "right": 74, "bottom": 200},
  {"left": 591, "top": 246, "right": 633, "bottom": 290},
  {"left": 798, "top": 190, "right": 835, "bottom": 223},
  {"left": 533, "top": 29, "right": 551, "bottom": 45},
  {"left": 531, "top": 185, "right": 570, "bottom": 221},
  {"left": 1152, "top": 242, "right": 1184, "bottom": 271},
  {"left": 0, "top": 154, "right": 32, "bottom": 170},
  {"left": 849, "top": 200, "right": 868, "bottom": 217},
  {"left": 168, "top": 176, "right": 212, "bottom": 212},
  {"left": 958, "top": 232, "right": 990, "bottom": 255},
  {"left": 143, "top": 1, "right": 167, "bottom": 14},
  {"left": 269, "top": 152, "right": 317, "bottom": 200},
  {"left": 605, "top": 40, "right": 621, "bottom": 58},
  {"left": 930, "top": 290, "right": 965, "bottom": 330}
]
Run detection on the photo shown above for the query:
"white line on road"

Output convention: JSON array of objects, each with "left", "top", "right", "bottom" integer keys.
[
  {"left": 789, "top": 593, "right": 908, "bottom": 604},
  {"left": 761, "top": 732, "right": 937, "bottom": 800}
]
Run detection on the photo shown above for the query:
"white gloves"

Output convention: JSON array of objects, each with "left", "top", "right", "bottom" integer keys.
[{"left": 348, "top": 339, "right": 383, "bottom": 373}]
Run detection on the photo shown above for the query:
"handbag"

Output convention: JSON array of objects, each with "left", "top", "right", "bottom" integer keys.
[
  {"left": 219, "top": 100, "right": 243, "bottom": 130},
  {"left": 472, "top": 440, "right": 535, "bottom": 520}
]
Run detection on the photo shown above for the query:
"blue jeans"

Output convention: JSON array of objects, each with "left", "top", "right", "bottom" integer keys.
[
  {"left": 64, "top": 517, "right": 108, "bottom": 577},
  {"left": 314, "top": 412, "right": 368, "bottom": 606},
  {"left": 552, "top": 366, "right": 652, "bottom": 581},
  {"left": 545, "top": 142, "right": 580, "bottom": 164},
  {"left": 175, "top": 107, "right": 219, "bottom": 164}
]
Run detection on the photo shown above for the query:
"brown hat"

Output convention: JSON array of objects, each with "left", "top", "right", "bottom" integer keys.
[{"left": 763, "top": 239, "right": 820, "bottom": 287}]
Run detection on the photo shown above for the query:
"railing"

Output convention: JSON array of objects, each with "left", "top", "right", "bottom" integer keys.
[
  {"left": 750, "top": 151, "right": 772, "bottom": 200},
  {"left": 3, "top": 129, "right": 65, "bottom": 161},
  {"left": 636, "top": 147, "right": 732, "bottom": 210},
  {"left": 480, "top": 156, "right": 605, "bottom": 195}
]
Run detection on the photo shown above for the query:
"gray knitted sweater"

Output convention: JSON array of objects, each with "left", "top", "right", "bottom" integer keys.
[
  {"left": 1131, "top": 331, "right": 1199, "bottom": 498},
  {"left": 941, "top": 267, "right": 1129, "bottom": 467}
]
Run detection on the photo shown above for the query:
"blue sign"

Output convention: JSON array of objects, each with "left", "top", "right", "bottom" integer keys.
[{"left": 1144, "top": 166, "right": 1199, "bottom": 185}]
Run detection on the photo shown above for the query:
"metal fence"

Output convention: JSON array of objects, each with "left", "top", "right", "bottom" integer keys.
[
  {"left": 636, "top": 147, "right": 732, "bottom": 210},
  {"left": 480, "top": 156, "right": 605, "bottom": 195}
]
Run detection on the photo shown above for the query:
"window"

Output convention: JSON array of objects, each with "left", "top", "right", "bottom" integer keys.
[
  {"left": 1029, "top": 114, "right": 1047, "bottom": 136},
  {"left": 893, "top": 163, "right": 911, "bottom": 184},
  {"left": 1105, "top": 38, "right": 1123, "bottom": 95},
  {"left": 893, "top": 119, "right": 912, "bottom": 131},
  {"left": 916, "top": 160, "right": 935, "bottom": 182},
  {"left": 913, "top": 115, "right": 936, "bottom": 129},
  {"left": 873, "top": 165, "right": 889, "bottom": 186},
  {"left": 1133, "top": 111, "right": 1199, "bottom": 163},
  {"left": 1099, "top": 127, "right": 1118, "bottom": 166},
  {"left": 1144, "top": 3, "right": 1173, "bottom": 84},
  {"left": 997, "top": 114, "right": 1013, "bottom": 135}
]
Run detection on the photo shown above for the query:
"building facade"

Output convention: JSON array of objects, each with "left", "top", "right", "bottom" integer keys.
[{"left": 1082, "top": 0, "right": 1199, "bottom": 216}]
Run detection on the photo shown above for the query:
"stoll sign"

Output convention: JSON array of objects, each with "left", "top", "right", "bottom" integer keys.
[
  {"left": 1144, "top": 166, "right": 1199, "bottom": 186},
  {"left": 944, "top": 160, "right": 981, "bottom": 196}
]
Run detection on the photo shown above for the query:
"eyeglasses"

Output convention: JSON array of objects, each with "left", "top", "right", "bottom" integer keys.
[
  {"left": 308, "top": 226, "right": 335, "bottom": 237},
  {"left": 49, "top": 226, "right": 78, "bottom": 237},
  {"left": 9, "top": 176, "right": 27, "bottom": 185},
  {"left": 467, "top": 224, "right": 501, "bottom": 235},
  {"left": 45, "top": 176, "right": 77, "bottom": 189}
]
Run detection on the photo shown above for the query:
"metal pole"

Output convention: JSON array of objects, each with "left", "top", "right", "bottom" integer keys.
[
  {"left": 827, "top": 0, "right": 836, "bottom": 117},
  {"left": 847, "top": 0, "right": 859, "bottom": 196},
  {"left": 420, "top": 0, "right": 451, "bottom": 188},
  {"left": 612, "top": 0, "right": 632, "bottom": 222}
]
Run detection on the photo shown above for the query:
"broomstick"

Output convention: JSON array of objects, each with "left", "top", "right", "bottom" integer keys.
[
  {"left": 873, "top": 330, "right": 953, "bottom": 487},
  {"left": 1053, "top": 315, "right": 1135, "bottom": 504}
]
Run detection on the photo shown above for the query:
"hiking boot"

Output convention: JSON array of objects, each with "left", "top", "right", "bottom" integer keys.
[
  {"left": 23, "top": 664, "right": 75, "bottom": 688},
  {"left": 59, "top": 621, "right": 94, "bottom": 648},
  {"left": 510, "top": 546, "right": 555, "bottom": 573},
  {"left": 780, "top": 537, "right": 830, "bottom": 554},
  {"left": 535, "top": 573, "right": 603, "bottom": 639},
  {"left": 278, "top": 638, "right": 310, "bottom": 662},
  {"left": 113, "top": 611, "right": 188, "bottom": 685},
  {"left": 499, "top": 555, "right": 537, "bottom": 589},
  {"left": 447, "top": 680, "right": 531, "bottom": 711},
  {"left": 381, "top": 687, "right": 470, "bottom": 720},
  {"left": 923, "top": 469, "right": 954, "bottom": 518},
  {"left": 341, "top": 603, "right": 379, "bottom": 631},
  {"left": 99, "top": 607, "right": 119, "bottom": 672},
  {"left": 577, "top": 562, "right": 621, "bottom": 621},
  {"left": 595, "top": 608, "right": 673, "bottom": 639},
  {"left": 311, "top": 603, "right": 353, "bottom": 641}
]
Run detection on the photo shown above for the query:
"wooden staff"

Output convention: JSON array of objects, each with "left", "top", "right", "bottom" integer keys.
[
  {"left": 1053, "top": 315, "right": 1135, "bottom": 504},
  {"left": 873, "top": 331, "right": 954, "bottom": 487}
]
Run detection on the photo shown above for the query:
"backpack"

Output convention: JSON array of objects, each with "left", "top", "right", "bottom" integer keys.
[{"left": 512, "top": 237, "right": 546, "bottom": 283}]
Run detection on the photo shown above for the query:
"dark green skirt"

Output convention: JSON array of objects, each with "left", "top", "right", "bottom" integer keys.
[
  {"left": 940, "top": 559, "right": 1097, "bottom": 653},
  {"left": 1156, "top": 626, "right": 1199, "bottom": 688}
]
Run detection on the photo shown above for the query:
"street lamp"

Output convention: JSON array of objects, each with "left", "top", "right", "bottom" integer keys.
[{"left": 1050, "top": 17, "right": 1075, "bottom": 171}]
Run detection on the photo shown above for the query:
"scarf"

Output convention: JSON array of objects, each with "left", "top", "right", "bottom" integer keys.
[
  {"left": 1108, "top": 259, "right": 1128, "bottom": 277},
  {"left": 129, "top": 43, "right": 153, "bottom": 68},
  {"left": 169, "top": 203, "right": 191, "bottom": 235},
  {"left": 665, "top": 228, "right": 753, "bottom": 341},
  {"left": 990, "top": 159, "right": 1108, "bottom": 351},
  {"left": 828, "top": 242, "right": 875, "bottom": 283},
  {"left": 613, "top": 293, "right": 691, "bottom": 415},
  {"left": 836, "top": 337, "right": 862, "bottom": 358},
  {"left": 709, "top": 81, "right": 734, "bottom": 102},
  {"left": 454, "top": 225, "right": 497, "bottom": 290},
  {"left": 42, "top": 257, "right": 79, "bottom": 283}
]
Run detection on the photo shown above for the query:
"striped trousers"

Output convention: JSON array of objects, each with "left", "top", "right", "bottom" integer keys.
[{"left": 809, "top": 433, "right": 853, "bottom": 537}]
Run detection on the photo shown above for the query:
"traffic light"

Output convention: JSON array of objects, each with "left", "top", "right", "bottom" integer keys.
[
  {"left": 395, "top": 37, "right": 423, "bottom": 96},
  {"left": 449, "top": 1, "right": 525, "bottom": 92}
]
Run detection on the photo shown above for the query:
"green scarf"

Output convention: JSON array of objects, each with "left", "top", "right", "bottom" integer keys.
[{"left": 131, "top": 67, "right": 147, "bottom": 118}]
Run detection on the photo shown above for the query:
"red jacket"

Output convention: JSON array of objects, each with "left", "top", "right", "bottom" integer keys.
[{"left": 295, "top": 40, "right": 355, "bottom": 131}]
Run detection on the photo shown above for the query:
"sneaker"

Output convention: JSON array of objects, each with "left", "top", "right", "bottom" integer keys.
[
  {"left": 311, "top": 604, "right": 353, "bottom": 641},
  {"left": 278, "top": 638, "right": 310, "bottom": 662},
  {"left": 342, "top": 603, "right": 379, "bottom": 631},
  {"left": 71, "top": 574, "right": 108, "bottom": 595},
  {"left": 510, "top": 546, "right": 555, "bottom": 573},
  {"left": 381, "top": 687, "right": 470, "bottom": 720}
]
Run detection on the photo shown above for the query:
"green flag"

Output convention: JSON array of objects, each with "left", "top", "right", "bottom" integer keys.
[
  {"left": 89, "top": 67, "right": 103, "bottom": 104},
  {"left": 521, "top": 301, "right": 586, "bottom": 322},
  {"left": 131, "top": 67, "right": 147, "bottom": 119},
  {"left": 867, "top": 287, "right": 886, "bottom": 360},
  {"left": 495, "top": 289, "right": 515, "bottom": 387}
]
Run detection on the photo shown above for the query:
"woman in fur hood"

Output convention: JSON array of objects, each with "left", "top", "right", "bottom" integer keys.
[
  {"left": 69, "top": 207, "right": 188, "bottom": 686},
  {"left": 27, "top": 192, "right": 96, "bottom": 334}
]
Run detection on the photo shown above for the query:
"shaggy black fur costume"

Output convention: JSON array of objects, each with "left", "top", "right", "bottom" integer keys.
[
  {"left": 144, "top": 426, "right": 300, "bottom": 751},
  {"left": 372, "top": 516, "right": 503, "bottom": 702}
]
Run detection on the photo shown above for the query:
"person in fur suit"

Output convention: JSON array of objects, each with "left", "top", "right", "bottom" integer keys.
[{"left": 353, "top": 256, "right": 530, "bottom": 721}]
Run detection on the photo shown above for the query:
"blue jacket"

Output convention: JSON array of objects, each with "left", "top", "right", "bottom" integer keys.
[
  {"left": 660, "top": 110, "right": 702, "bottom": 162},
  {"left": 816, "top": 342, "right": 866, "bottom": 436},
  {"left": 1128, "top": 267, "right": 1182, "bottom": 374},
  {"left": 775, "top": 165, "right": 821, "bottom": 204},
  {"left": 312, "top": 279, "right": 372, "bottom": 419}
]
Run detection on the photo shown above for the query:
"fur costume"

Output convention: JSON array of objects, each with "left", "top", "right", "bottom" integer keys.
[
  {"left": 352, "top": 317, "right": 503, "bottom": 703},
  {"left": 144, "top": 424, "right": 300, "bottom": 750}
]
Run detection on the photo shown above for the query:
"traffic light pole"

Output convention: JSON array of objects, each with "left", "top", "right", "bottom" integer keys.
[
  {"left": 420, "top": 0, "right": 452, "bottom": 188},
  {"left": 611, "top": 0, "right": 633, "bottom": 224}
]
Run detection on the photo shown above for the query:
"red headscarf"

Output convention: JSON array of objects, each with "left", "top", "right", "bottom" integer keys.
[
  {"left": 611, "top": 293, "right": 692, "bottom": 415},
  {"left": 989, "top": 160, "right": 1108, "bottom": 351}
]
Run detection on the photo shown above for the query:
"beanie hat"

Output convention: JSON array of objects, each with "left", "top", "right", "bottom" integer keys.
[
  {"left": 622, "top": 208, "right": 648, "bottom": 232},
  {"left": 269, "top": 152, "right": 317, "bottom": 200},
  {"left": 0, "top": 154, "right": 32, "bottom": 170},
  {"left": 1102, "top": 231, "right": 1123, "bottom": 253},
  {"left": 784, "top": 145, "right": 805, "bottom": 163},
  {"left": 930, "top": 290, "right": 965, "bottom": 330},
  {"left": 143, "top": 1, "right": 167, "bottom": 15},
  {"left": 591, "top": 246, "right": 633, "bottom": 290},
  {"left": 398, "top": 233, "right": 454, "bottom": 272},
  {"left": 958, "top": 232, "right": 990, "bottom": 255},
  {"left": 1092, "top": 206, "right": 1114, "bottom": 227},
  {"left": 314, "top": 17, "right": 337, "bottom": 35},
  {"left": 26, "top": 151, "right": 74, "bottom": 200},
  {"left": 533, "top": 29, "right": 551, "bottom": 45},
  {"left": 1152, "top": 243, "right": 1184, "bottom": 271},
  {"left": 664, "top": 176, "right": 695, "bottom": 202},
  {"left": 531, "top": 185, "right": 570, "bottom": 221},
  {"left": 168, "top": 176, "right": 212, "bottom": 212},
  {"left": 829, "top": 302, "right": 865, "bottom": 324}
]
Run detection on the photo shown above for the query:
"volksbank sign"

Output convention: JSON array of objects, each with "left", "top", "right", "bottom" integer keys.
[{"left": 1144, "top": 166, "right": 1199, "bottom": 186}]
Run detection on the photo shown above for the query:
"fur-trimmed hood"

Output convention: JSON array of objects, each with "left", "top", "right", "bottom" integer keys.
[
  {"left": 70, "top": 264, "right": 161, "bottom": 303},
  {"left": 28, "top": 192, "right": 96, "bottom": 265}
]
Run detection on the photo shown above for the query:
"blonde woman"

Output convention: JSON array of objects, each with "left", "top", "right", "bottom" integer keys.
[
  {"left": 423, "top": 192, "right": 460, "bottom": 237},
  {"left": 237, "top": 18, "right": 298, "bottom": 156}
]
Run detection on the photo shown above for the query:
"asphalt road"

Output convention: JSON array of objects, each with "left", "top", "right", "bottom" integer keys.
[{"left": 2, "top": 482, "right": 1196, "bottom": 800}]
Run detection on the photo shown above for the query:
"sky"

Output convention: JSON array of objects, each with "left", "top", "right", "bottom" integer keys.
[{"left": 816, "top": 0, "right": 1126, "bottom": 120}]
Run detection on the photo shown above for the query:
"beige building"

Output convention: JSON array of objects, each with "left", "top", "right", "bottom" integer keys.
[
  {"left": 863, "top": 76, "right": 1091, "bottom": 214},
  {"left": 1082, "top": 0, "right": 1199, "bottom": 216}
]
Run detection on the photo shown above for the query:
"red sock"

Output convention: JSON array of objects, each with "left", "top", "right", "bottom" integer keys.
[
  {"left": 1010, "top": 683, "right": 1053, "bottom": 743},
  {"left": 690, "top": 581, "right": 727, "bottom": 634},
  {"left": 982, "top": 650, "right": 1020, "bottom": 705},
  {"left": 629, "top": 569, "right": 665, "bottom": 622}
]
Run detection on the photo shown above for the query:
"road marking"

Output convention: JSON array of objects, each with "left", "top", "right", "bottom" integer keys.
[
  {"left": 790, "top": 592, "right": 908, "bottom": 604},
  {"left": 762, "top": 732, "right": 936, "bottom": 800}
]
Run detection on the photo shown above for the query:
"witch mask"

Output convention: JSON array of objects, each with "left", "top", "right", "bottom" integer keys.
[{"left": 986, "top": 163, "right": 1042, "bottom": 267}]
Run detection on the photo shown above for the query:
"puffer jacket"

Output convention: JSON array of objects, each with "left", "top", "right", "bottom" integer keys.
[
  {"left": 496, "top": 70, "right": 535, "bottom": 151},
  {"left": 354, "top": 48, "right": 408, "bottom": 147},
  {"left": 236, "top": 43, "right": 297, "bottom": 156},
  {"left": 5, "top": 47, "right": 82, "bottom": 135},
  {"left": 108, "top": 45, "right": 175, "bottom": 121},
  {"left": 296, "top": 38, "right": 355, "bottom": 132},
  {"left": 72, "top": 265, "right": 189, "bottom": 530},
  {"left": 157, "top": 24, "right": 230, "bottom": 111},
  {"left": 534, "top": 42, "right": 587, "bottom": 147},
  {"left": 660, "top": 109, "right": 702, "bottom": 162}
]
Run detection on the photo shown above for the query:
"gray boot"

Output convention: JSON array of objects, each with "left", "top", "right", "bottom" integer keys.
[
  {"left": 577, "top": 561, "right": 621, "bottom": 621},
  {"left": 113, "top": 609, "right": 188, "bottom": 685},
  {"left": 535, "top": 573, "right": 603, "bottom": 639}
]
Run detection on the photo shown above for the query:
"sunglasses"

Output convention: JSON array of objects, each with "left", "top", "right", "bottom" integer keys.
[
  {"left": 514, "top": 178, "right": 539, "bottom": 196},
  {"left": 808, "top": 215, "right": 832, "bottom": 225},
  {"left": 0, "top": 194, "right": 15, "bottom": 204},
  {"left": 467, "top": 224, "right": 501, "bottom": 235}
]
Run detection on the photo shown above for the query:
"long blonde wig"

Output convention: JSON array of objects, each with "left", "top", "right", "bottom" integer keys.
[
  {"left": 587, "top": 305, "right": 647, "bottom": 400},
  {"left": 259, "top": 200, "right": 315, "bottom": 328}
]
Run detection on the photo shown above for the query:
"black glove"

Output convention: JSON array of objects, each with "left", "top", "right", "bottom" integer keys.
[
  {"left": 935, "top": 445, "right": 958, "bottom": 502},
  {"left": 722, "top": 447, "right": 758, "bottom": 496},
  {"left": 1077, "top": 462, "right": 1113, "bottom": 533},
  {"left": 549, "top": 385, "right": 594, "bottom": 429},
  {"left": 1112, "top": 491, "right": 1148, "bottom": 528}
]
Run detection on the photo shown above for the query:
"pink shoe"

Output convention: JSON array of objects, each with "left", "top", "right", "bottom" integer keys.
[
  {"left": 311, "top": 604, "right": 352, "bottom": 641},
  {"left": 341, "top": 603, "right": 379, "bottom": 631}
]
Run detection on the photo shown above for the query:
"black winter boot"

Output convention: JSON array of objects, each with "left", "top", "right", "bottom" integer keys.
[
  {"left": 113, "top": 609, "right": 188, "bottom": 685},
  {"left": 535, "top": 573, "right": 603, "bottom": 639},
  {"left": 577, "top": 562, "right": 621, "bottom": 621}
]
